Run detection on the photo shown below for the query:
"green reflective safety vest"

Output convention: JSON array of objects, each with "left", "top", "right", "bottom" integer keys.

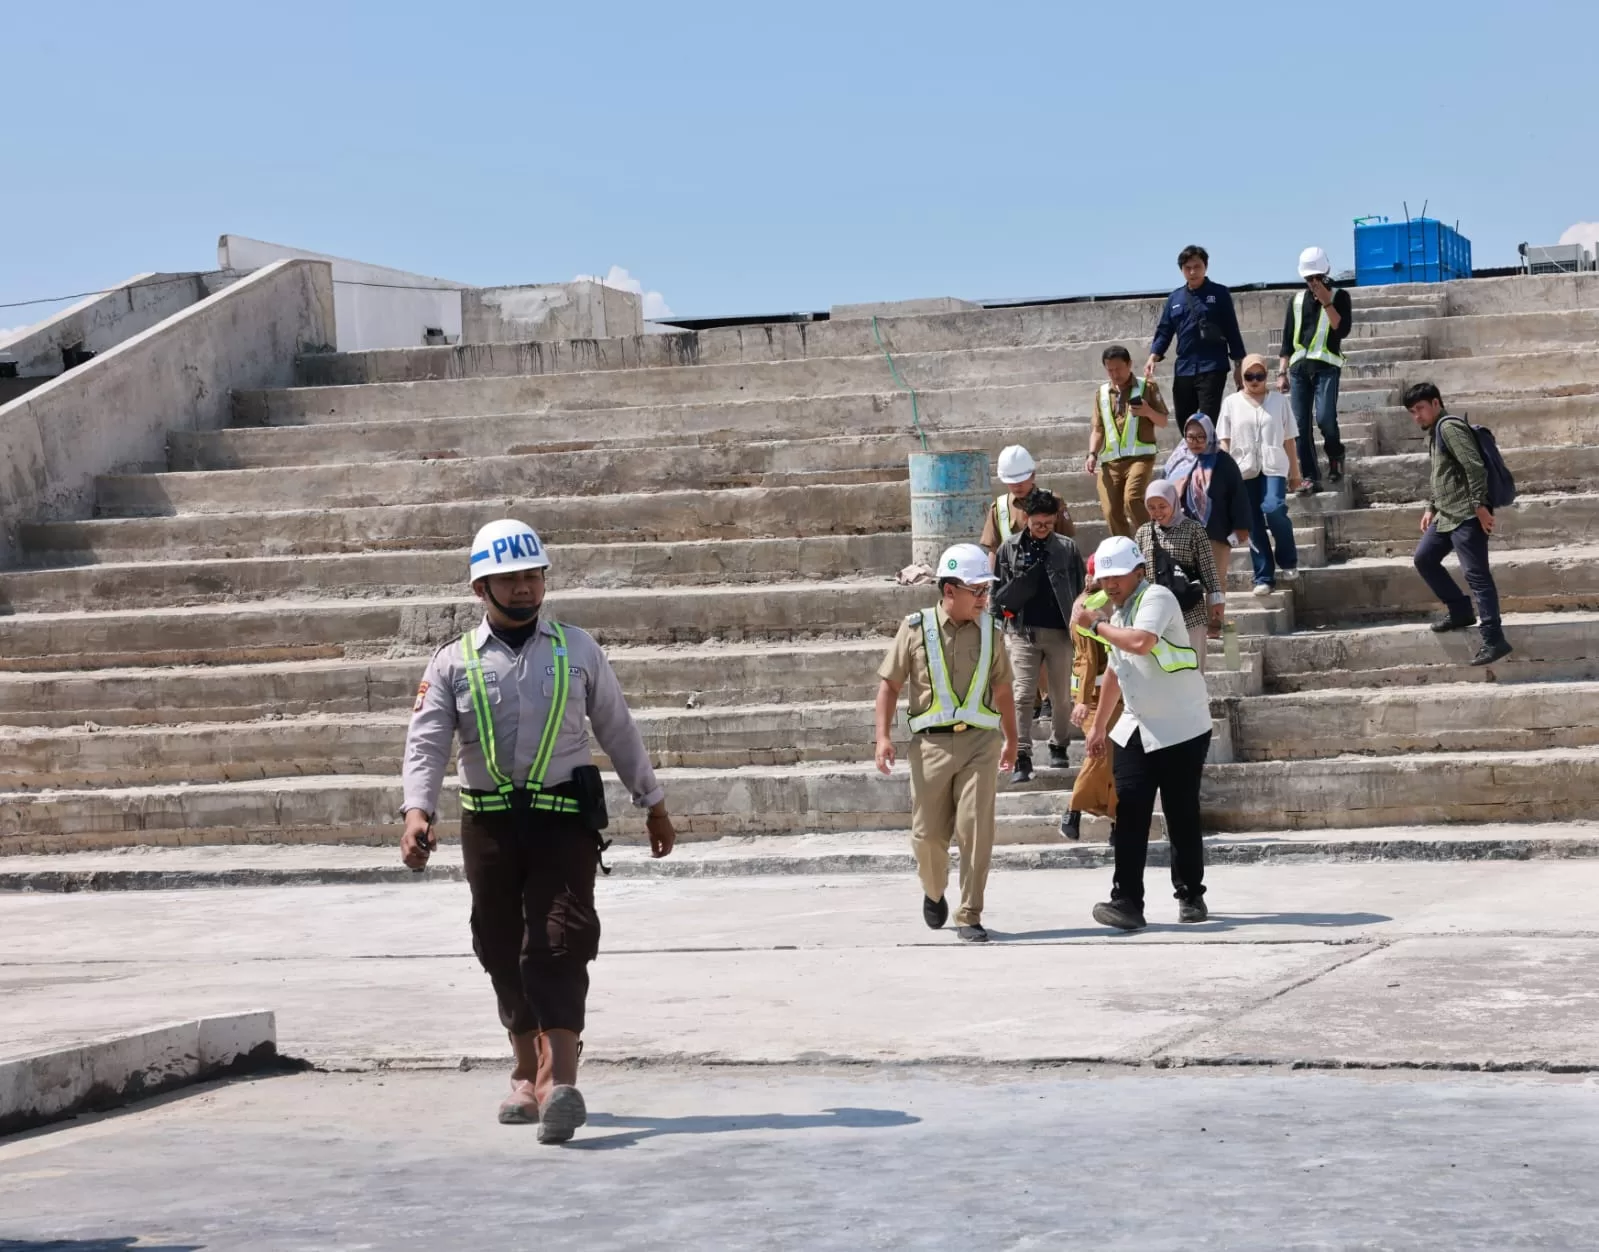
[
  {"left": 459, "top": 623, "right": 582, "bottom": 814},
  {"left": 994, "top": 494, "right": 1015, "bottom": 543},
  {"left": 1289, "top": 290, "right": 1346, "bottom": 368},
  {"left": 905, "top": 609, "right": 1003, "bottom": 733},
  {"left": 1097, "top": 381, "right": 1159, "bottom": 462},
  {"left": 1118, "top": 584, "right": 1199, "bottom": 673}
]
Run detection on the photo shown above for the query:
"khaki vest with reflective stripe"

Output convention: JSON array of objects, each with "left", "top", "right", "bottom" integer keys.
[
  {"left": 1097, "top": 382, "right": 1159, "bottom": 461},
  {"left": 1289, "top": 290, "right": 1346, "bottom": 368},
  {"left": 905, "top": 610, "right": 1003, "bottom": 732}
]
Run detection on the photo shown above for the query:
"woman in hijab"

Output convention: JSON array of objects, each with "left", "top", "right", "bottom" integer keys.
[
  {"left": 1162, "top": 413, "right": 1252, "bottom": 597},
  {"left": 1133, "top": 477, "right": 1224, "bottom": 673}
]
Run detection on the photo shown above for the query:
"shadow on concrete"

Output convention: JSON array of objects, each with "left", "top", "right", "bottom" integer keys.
[
  {"left": 0, "top": 1240, "right": 203, "bottom": 1251},
  {"left": 990, "top": 911, "right": 1392, "bottom": 941},
  {"left": 570, "top": 1106, "right": 920, "bottom": 1151}
]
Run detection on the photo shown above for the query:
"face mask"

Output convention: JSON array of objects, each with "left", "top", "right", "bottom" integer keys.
[{"left": 486, "top": 584, "right": 539, "bottom": 624}]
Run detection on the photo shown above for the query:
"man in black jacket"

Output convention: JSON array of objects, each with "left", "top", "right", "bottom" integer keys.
[
  {"left": 994, "top": 489, "right": 1087, "bottom": 783},
  {"left": 1278, "top": 246, "right": 1354, "bottom": 494}
]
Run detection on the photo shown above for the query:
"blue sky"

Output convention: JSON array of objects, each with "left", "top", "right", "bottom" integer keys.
[{"left": 3, "top": 0, "right": 1594, "bottom": 327}]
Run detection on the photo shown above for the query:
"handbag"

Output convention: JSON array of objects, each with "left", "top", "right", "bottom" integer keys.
[{"left": 1150, "top": 530, "right": 1204, "bottom": 612}]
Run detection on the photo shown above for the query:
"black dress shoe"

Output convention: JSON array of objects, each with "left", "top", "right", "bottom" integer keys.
[
  {"left": 1471, "top": 637, "right": 1513, "bottom": 666},
  {"left": 1010, "top": 754, "right": 1033, "bottom": 785},
  {"left": 957, "top": 924, "right": 990, "bottom": 943},
  {"left": 1178, "top": 897, "right": 1209, "bottom": 923},
  {"left": 923, "top": 895, "right": 949, "bottom": 930},
  {"left": 1047, "top": 743, "right": 1070, "bottom": 769},
  {"left": 1092, "top": 899, "right": 1146, "bottom": 931},
  {"left": 1430, "top": 610, "right": 1476, "bottom": 633}
]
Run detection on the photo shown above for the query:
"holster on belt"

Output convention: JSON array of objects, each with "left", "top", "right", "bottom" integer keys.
[{"left": 570, "top": 764, "right": 614, "bottom": 875}]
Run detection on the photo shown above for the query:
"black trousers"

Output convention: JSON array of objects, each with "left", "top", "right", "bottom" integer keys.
[
  {"left": 1111, "top": 727, "right": 1211, "bottom": 908},
  {"left": 461, "top": 808, "right": 601, "bottom": 1035},
  {"left": 1172, "top": 370, "right": 1229, "bottom": 426},
  {"left": 1414, "top": 517, "right": 1502, "bottom": 632}
]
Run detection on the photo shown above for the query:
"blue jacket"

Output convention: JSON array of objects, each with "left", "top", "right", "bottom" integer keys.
[{"left": 1150, "top": 279, "right": 1247, "bottom": 377}]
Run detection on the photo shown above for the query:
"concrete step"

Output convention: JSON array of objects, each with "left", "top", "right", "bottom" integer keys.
[
  {"left": 1294, "top": 544, "right": 1599, "bottom": 627},
  {"left": 1352, "top": 395, "right": 1599, "bottom": 457},
  {"left": 0, "top": 704, "right": 1237, "bottom": 788},
  {"left": 1232, "top": 681, "right": 1599, "bottom": 761},
  {"left": 1328, "top": 494, "right": 1599, "bottom": 559},
  {"left": 8, "top": 744, "right": 1597, "bottom": 856},
  {"left": 0, "top": 534, "right": 918, "bottom": 611},
  {"left": 1354, "top": 444, "right": 1599, "bottom": 505},
  {"left": 1226, "top": 527, "right": 1327, "bottom": 574},
  {"left": 1342, "top": 348, "right": 1599, "bottom": 396},
  {"left": 0, "top": 585, "right": 1290, "bottom": 672},
  {"left": 1263, "top": 612, "right": 1599, "bottom": 691},
  {"left": 0, "top": 642, "right": 1266, "bottom": 729}
]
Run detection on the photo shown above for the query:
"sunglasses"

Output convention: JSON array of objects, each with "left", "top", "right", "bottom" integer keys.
[{"left": 1243, "top": 371, "right": 1268, "bottom": 382}]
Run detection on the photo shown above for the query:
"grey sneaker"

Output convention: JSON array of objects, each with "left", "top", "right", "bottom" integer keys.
[
  {"left": 537, "top": 1085, "right": 588, "bottom": 1145},
  {"left": 957, "top": 924, "right": 990, "bottom": 943}
]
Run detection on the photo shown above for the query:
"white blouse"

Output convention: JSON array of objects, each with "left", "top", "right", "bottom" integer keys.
[{"left": 1217, "top": 392, "right": 1294, "bottom": 479}]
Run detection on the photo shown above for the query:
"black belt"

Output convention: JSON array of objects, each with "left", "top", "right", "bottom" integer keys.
[{"left": 915, "top": 726, "right": 961, "bottom": 735}]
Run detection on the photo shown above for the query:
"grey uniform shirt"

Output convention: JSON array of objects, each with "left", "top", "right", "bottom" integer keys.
[{"left": 401, "top": 617, "right": 664, "bottom": 817}]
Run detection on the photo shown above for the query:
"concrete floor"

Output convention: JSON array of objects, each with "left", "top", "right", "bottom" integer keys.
[{"left": 3, "top": 1066, "right": 1597, "bottom": 1251}]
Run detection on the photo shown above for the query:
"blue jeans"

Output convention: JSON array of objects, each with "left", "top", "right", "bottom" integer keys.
[
  {"left": 1289, "top": 361, "right": 1345, "bottom": 484},
  {"left": 1414, "top": 517, "right": 1502, "bottom": 631},
  {"left": 1245, "top": 474, "right": 1298, "bottom": 586}
]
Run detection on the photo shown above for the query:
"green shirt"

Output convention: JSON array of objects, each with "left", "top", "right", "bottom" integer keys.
[{"left": 1427, "top": 415, "right": 1490, "bottom": 533}]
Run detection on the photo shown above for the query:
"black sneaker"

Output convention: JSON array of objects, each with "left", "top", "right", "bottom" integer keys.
[
  {"left": 1430, "top": 610, "right": 1476, "bottom": 633},
  {"left": 1059, "top": 811, "right": 1082, "bottom": 841},
  {"left": 1048, "top": 743, "right": 1070, "bottom": 769},
  {"left": 1471, "top": 637, "right": 1513, "bottom": 667},
  {"left": 1092, "top": 899, "right": 1146, "bottom": 931},
  {"left": 1039, "top": 698, "right": 1053, "bottom": 722},
  {"left": 1328, "top": 458, "right": 1345, "bottom": 485},
  {"left": 957, "top": 923, "right": 990, "bottom": 943},
  {"left": 1178, "top": 897, "right": 1209, "bottom": 923},
  {"left": 922, "top": 895, "right": 948, "bottom": 930},
  {"left": 1010, "top": 754, "right": 1033, "bottom": 785}
]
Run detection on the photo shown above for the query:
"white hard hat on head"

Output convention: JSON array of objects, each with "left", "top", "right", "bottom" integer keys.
[
  {"left": 937, "top": 542, "right": 998, "bottom": 586},
  {"left": 996, "top": 445, "right": 1037, "bottom": 484},
  {"left": 1298, "top": 246, "right": 1332, "bottom": 278},
  {"left": 469, "top": 519, "right": 550, "bottom": 582},
  {"left": 1093, "top": 535, "right": 1144, "bottom": 579}
]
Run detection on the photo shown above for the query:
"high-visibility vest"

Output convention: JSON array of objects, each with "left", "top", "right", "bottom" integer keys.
[
  {"left": 1116, "top": 584, "right": 1199, "bottom": 673},
  {"left": 1097, "top": 382, "right": 1159, "bottom": 462},
  {"left": 994, "top": 495, "right": 1015, "bottom": 543},
  {"left": 905, "top": 609, "right": 1003, "bottom": 733},
  {"left": 459, "top": 624, "right": 582, "bottom": 814},
  {"left": 1289, "top": 290, "right": 1346, "bottom": 368}
]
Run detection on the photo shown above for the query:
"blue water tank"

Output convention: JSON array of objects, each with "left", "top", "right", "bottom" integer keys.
[
  {"left": 1354, "top": 218, "right": 1472, "bottom": 286},
  {"left": 908, "top": 450, "right": 991, "bottom": 568}
]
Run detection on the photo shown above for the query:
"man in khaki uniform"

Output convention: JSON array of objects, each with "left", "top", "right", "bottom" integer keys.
[
  {"left": 873, "top": 542, "right": 1020, "bottom": 943},
  {"left": 1085, "top": 345, "right": 1171, "bottom": 537}
]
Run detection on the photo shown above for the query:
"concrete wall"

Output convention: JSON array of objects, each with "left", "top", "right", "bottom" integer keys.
[
  {"left": 218, "top": 235, "right": 462, "bottom": 353},
  {"left": 0, "top": 272, "right": 211, "bottom": 378},
  {"left": 462, "top": 280, "right": 644, "bottom": 343},
  {"left": 0, "top": 259, "right": 335, "bottom": 568}
]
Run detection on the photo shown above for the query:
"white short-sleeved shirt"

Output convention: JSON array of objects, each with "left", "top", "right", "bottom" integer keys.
[
  {"left": 1217, "top": 392, "right": 1294, "bottom": 480},
  {"left": 1106, "top": 581, "right": 1213, "bottom": 751}
]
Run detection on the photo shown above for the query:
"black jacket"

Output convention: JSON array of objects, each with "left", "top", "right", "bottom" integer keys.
[{"left": 993, "top": 532, "right": 1086, "bottom": 632}]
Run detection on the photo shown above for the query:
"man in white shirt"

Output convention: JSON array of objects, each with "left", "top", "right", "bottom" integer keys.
[
  {"left": 1072, "top": 536, "right": 1214, "bottom": 931},
  {"left": 1218, "top": 353, "right": 1302, "bottom": 594}
]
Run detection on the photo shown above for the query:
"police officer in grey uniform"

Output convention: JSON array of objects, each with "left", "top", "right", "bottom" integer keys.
[{"left": 401, "top": 518, "right": 677, "bottom": 1144}]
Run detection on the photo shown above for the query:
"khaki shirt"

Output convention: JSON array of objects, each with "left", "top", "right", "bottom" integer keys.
[
  {"left": 877, "top": 606, "right": 1014, "bottom": 726},
  {"left": 401, "top": 616, "right": 664, "bottom": 817},
  {"left": 978, "top": 491, "right": 1075, "bottom": 551},
  {"left": 1096, "top": 377, "right": 1169, "bottom": 453}
]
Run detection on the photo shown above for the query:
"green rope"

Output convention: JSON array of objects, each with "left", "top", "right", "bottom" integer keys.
[{"left": 871, "top": 315, "right": 929, "bottom": 451}]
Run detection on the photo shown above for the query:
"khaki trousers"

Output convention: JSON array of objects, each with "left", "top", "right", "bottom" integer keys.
[
  {"left": 1068, "top": 696, "right": 1121, "bottom": 819},
  {"left": 909, "top": 729, "right": 1002, "bottom": 926},
  {"left": 1096, "top": 457, "right": 1154, "bottom": 538},
  {"left": 1005, "top": 627, "right": 1076, "bottom": 751}
]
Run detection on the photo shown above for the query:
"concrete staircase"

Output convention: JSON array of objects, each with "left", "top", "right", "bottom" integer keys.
[{"left": 2, "top": 279, "right": 1596, "bottom": 856}]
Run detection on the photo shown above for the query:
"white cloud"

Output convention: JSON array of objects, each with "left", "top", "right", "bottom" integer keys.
[
  {"left": 1558, "top": 221, "right": 1599, "bottom": 253},
  {"left": 573, "top": 265, "right": 674, "bottom": 320}
]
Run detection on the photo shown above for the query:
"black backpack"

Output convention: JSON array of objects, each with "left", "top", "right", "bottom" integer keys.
[
  {"left": 1440, "top": 415, "right": 1517, "bottom": 509},
  {"left": 1150, "top": 530, "right": 1204, "bottom": 612}
]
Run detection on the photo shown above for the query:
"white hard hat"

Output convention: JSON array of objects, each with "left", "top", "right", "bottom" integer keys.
[
  {"left": 1298, "top": 246, "right": 1332, "bottom": 278},
  {"left": 996, "top": 445, "right": 1037, "bottom": 484},
  {"left": 1093, "top": 535, "right": 1144, "bottom": 578},
  {"left": 469, "top": 519, "right": 550, "bottom": 582},
  {"left": 937, "top": 542, "right": 998, "bottom": 586}
]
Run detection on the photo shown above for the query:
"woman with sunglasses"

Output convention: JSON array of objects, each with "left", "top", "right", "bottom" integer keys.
[{"left": 1218, "top": 353, "right": 1303, "bottom": 594}]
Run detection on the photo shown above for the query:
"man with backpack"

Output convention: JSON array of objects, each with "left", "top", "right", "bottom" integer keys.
[{"left": 1404, "top": 382, "right": 1514, "bottom": 666}]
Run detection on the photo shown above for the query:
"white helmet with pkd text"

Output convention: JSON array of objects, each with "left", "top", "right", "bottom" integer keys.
[
  {"left": 1297, "top": 246, "right": 1332, "bottom": 279},
  {"left": 996, "top": 445, "right": 1037, "bottom": 484},
  {"left": 468, "top": 518, "right": 550, "bottom": 583},
  {"left": 937, "top": 542, "right": 999, "bottom": 587}
]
